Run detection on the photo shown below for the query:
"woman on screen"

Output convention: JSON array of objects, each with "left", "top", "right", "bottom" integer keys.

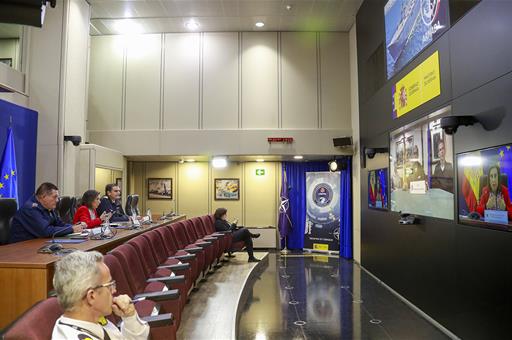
[{"left": 477, "top": 165, "right": 512, "bottom": 220}]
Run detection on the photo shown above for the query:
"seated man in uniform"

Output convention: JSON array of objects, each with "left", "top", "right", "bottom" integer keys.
[
  {"left": 97, "top": 184, "right": 130, "bottom": 222},
  {"left": 9, "top": 182, "right": 85, "bottom": 243},
  {"left": 52, "top": 250, "right": 149, "bottom": 340},
  {"left": 214, "top": 207, "right": 261, "bottom": 263}
]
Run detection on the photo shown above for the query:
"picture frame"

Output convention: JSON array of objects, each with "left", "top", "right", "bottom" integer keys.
[
  {"left": 0, "top": 58, "right": 12, "bottom": 67},
  {"left": 214, "top": 178, "right": 240, "bottom": 201},
  {"left": 147, "top": 178, "right": 172, "bottom": 200},
  {"left": 115, "top": 178, "right": 122, "bottom": 192}
]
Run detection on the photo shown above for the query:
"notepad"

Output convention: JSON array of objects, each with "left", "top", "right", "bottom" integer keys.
[{"left": 47, "top": 239, "right": 87, "bottom": 244}]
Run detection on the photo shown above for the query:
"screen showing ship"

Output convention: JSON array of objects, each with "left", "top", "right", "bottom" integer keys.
[{"left": 385, "top": 0, "right": 449, "bottom": 79}]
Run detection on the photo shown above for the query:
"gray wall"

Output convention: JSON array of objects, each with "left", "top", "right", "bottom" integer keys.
[{"left": 356, "top": 0, "right": 512, "bottom": 338}]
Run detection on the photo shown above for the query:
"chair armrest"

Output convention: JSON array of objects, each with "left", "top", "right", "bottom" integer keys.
[
  {"left": 183, "top": 247, "right": 202, "bottom": 254},
  {"left": 203, "top": 236, "right": 219, "bottom": 241},
  {"left": 170, "top": 254, "right": 196, "bottom": 261},
  {"left": 147, "top": 275, "right": 186, "bottom": 285},
  {"left": 215, "top": 230, "right": 232, "bottom": 234},
  {"left": 142, "top": 313, "right": 174, "bottom": 327},
  {"left": 134, "top": 289, "right": 180, "bottom": 302},
  {"left": 195, "top": 241, "right": 212, "bottom": 248},
  {"left": 157, "top": 263, "right": 190, "bottom": 271}
]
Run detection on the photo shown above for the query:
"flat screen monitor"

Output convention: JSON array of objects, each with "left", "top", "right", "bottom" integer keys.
[
  {"left": 368, "top": 168, "right": 389, "bottom": 210},
  {"left": 457, "top": 143, "right": 512, "bottom": 231},
  {"left": 384, "top": 0, "right": 450, "bottom": 79}
]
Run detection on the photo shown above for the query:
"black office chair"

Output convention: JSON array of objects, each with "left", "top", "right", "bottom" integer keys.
[
  {"left": 125, "top": 195, "right": 133, "bottom": 216},
  {"left": 0, "top": 198, "right": 17, "bottom": 245},
  {"left": 56, "top": 196, "right": 73, "bottom": 224},
  {"left": 131, "top": 194, "right": 140, "bottom": 216}
]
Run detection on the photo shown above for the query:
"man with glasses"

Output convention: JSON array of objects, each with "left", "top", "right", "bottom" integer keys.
[
  {"left": 9, "top": 182, "right": 86, "bottom": 243},
  {"left": 52, "top": 250, "right": 149, "bottom": 339},
  {"left": 97, "top": 184, "right": 130, "bottom": 222}
]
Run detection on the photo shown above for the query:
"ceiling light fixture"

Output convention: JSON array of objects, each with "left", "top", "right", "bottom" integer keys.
[
  {"left": 186, "top": 159, "right": 195, "bottom": 163},
  {"left": 212, "top": 157, "right": 227, "bottom": 168},
  {"left": 256, "top": 159, "right": 265, "bottom": 163},
  {"left": 294, "top": 155, "right": 303, "bottom": 160},
  {"left": 329, "top": 160, "right": 338, "bottom": 172},
  {"left": 113, "top": 20, "right": 142, "bottom": 34},
  {"left": 185, "top": 20, "right": 200, "bottom": 30},
  {"left": 255, "top": 21, "right": 265, "bottom": 28},
  {"left": 178, "top": 159, "right": 185, "bottom": 164},
  {"left": 285, "top": 4, "right": 293, "bottom": 11}
]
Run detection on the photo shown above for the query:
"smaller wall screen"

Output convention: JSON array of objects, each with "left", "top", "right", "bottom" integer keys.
[
  {"left": 368, "top": 168, "right": 389, "bottom": 210},
  {"left": 458, "top": 144, "right": 512, "bottom": 231}
]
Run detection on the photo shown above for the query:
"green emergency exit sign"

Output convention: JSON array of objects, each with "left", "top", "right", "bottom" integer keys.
[{"left": 256, "top": 169, "right": 265, "bottom": 176}]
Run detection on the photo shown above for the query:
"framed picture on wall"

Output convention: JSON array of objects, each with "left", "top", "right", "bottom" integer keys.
[
  {"left": 115, "top": 178, "right": 122, "bottom": 192},
  {"left": 0, "top": 58, "right": 12, "bottom": 67},
  {"left": 148, "top": 178, "right": 172, "bottom": 200},
  {"left": 214, "top": 178, "right": 240, "bottom": 200}
]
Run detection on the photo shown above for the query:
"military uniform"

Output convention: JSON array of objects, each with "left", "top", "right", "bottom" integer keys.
[
  {"left": 9, "top": 195, "right": 73, "bottom": 243},
  {"left": 52, "top": 315, "right": 149, "bottom": 340},
  {"left": 97, "top": 197, "right": 130, "bottom": 222}
]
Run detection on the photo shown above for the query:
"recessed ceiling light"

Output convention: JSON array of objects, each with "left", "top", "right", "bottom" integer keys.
[
  {"left": 186, "top": 159, "right": 195, "bottom": 163},
  {"left": 294, "top": 155, "right": 303, "bottom": 160},
  {"left": 185, "top": 20, "right": 199, "bottom": 30},
  {"left": 256, "top": 159, "right": 265, "bottom": 163},
  {"left": 212, "top": 157, "right": 227, "bottom": 168},
  {"left": 285, "top": 4, "right": 293, "bottom": 11},
  {"left": 255, "top": 22, "right": 265, "bottom": 28},
  {"left": 113, "top": 20, "right": 142, "bottom": 34},
  {"left": 179, "top": 159, "right": 185, "bottom": 164}
]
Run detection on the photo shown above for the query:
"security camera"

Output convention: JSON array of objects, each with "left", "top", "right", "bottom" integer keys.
[
  {"left": 440, "top": 116, "right": 479, "bottom": 135},
  {"left": 64, "top": 135, "right": 82, "bottom": 147},
  {"left": 365, "top": 147, "right": 389, "bottom": 159}
]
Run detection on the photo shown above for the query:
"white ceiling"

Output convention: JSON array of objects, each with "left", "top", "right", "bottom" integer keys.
[{"left": 89, "top": 0, "right": 363, "bottom": 35}]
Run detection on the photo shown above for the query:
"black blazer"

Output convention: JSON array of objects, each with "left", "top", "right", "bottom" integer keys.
[{"left": 215, "top": 219, "right": 235, "bottom": 232}]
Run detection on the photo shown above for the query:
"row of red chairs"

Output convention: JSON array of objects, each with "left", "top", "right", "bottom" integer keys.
[{"left": 2, "top": 215, "right": 246, "bottom": 340}]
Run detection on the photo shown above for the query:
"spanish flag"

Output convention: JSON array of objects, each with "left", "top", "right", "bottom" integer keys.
[{"left": 462, "top": 164, "right": 483, "bottom": 213}]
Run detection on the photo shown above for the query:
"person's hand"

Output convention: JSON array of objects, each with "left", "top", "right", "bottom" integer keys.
[
  {"left": 100, "top": 211, "right": 108, "bottom": 221},
  {"left": 112, "top": 295, "right": 136, "bottom": 318},
  {"left": 498, "top": 196, "right": 507, "bottom": 211},
  {"left": 72, "top": 222, "right": 86, "bottom": 233},
  {"left": 486, "top": 193, "right": 497, "bottom": 209}
]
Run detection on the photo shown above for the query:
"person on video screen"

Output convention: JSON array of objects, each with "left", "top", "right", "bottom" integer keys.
[
  {"left": 477, "top": 164, "right": 512, "bottom": 219},
  {"left": 431, "top": 140, "right": 454, "bottom": 193}
]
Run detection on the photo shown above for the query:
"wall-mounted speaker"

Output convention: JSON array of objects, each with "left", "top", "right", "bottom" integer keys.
[
  {"left": 0, "top": 0, "right": 56, "bottom": 27},
  {"left": 333, "top": 137, "right": 352, "bottom": 148}
]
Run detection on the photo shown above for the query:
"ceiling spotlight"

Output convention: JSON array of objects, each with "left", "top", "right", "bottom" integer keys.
[
  {"left": 185, "top": 20, "right": 200, "bottom": 30},
  {"left": 329, "top": 160, "right": 338, "bottom": 172},
  {"left": 285, "top": 4, "right": 293, "bottom": 11},
  {"left": 186, "top": 159, "right": 195, "bottom": 163},
  {"left": 256, "top": 159, "right": 265, "bottom": 163},
  {"left": 294, "top": 155, "right": 303, "bottom": 160},
  {"left": 255, "top": 21, "right": 265, "bottom": 28},
  {"left": 212, "top": 157, "right": 227, "bottom": 168},
  {"left": 178, "top": 159, "right": 185, "bottom": 164}
]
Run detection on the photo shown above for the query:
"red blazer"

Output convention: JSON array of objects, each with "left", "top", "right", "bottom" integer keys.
[
  {"left": 477, "top": 185, "right": 512, "bottom": 220},
  {"left": 73, "top": 205, "right": 102, "bottom": 228}
]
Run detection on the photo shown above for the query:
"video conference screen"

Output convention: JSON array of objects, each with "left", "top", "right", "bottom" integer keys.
[
  {"left": 390, "top": 107, "right": 454, "bottom": 219},
  {"left": 458, "top": 144, "right": 512, "bottom": 231},
  {"left": 384, "top": 0, "right": 450, "bottom": 79},
  {"left": 368, "top": 168, "right": 388, "bottom": 209}
]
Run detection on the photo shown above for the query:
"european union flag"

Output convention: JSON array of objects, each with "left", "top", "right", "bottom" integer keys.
[{"left": 0, "top": 128, "right": 18, "bottom": 204}]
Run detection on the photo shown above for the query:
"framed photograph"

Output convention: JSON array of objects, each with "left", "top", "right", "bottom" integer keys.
[
  {"left": 431, "top": 128, "right": 444, "bottom": 162},
  {"left": 147, "top": 178, "right": 172, "bottom": 200},
  {"left": 215, "top": 178, "right": 240, "bottom": 200},
  {"left": 0, "top": 58, "right": 12, "bottom": 67},
  {"left": 368, "top": 168, "right": 389, "bottom": 210},
  {"left": 115, "top": 178, "right": 122, "bottom": 192}
]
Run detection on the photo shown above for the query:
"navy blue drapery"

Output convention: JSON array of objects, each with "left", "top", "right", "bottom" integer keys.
[{"left": 282, "top": 158, "right": 352, "bottom": 259}]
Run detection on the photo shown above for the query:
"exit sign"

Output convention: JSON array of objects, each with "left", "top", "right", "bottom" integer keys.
[{"left": 256, "top": 169, "right": 265, "bottom": 176}]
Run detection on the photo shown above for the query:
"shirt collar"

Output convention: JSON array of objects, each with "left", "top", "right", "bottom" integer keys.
[{"left": 59, "top": 316, "right": 105, "bottom": 336}]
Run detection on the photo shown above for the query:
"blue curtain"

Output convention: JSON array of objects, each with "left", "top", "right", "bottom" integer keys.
[
  {"left": 340, "top": 157, "right": 353, "bottom": 259},
  {"left": 283, "top": 158, "right": 353, "bottom": 259}
]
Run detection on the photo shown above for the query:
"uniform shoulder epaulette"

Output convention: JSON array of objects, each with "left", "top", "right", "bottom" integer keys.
[{"left": 31, "top": 203, "right": 38, "bottom": 208}]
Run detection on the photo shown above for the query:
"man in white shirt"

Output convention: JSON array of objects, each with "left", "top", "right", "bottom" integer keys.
[{"left": 52, "top": 251, "right": 149, "bottom": 340}]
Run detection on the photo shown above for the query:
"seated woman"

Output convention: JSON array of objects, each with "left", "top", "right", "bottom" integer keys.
[
  {"left": 477, "top": 164, "right": 512, "bottom": 220},
  {"left": 74, "top": 190, "right": 112, "bottom": 229},
  {"left": 214, "top": 208, "right": 261, "bottom": 262}
]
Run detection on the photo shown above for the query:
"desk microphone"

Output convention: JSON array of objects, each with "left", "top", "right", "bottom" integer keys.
[{"left": 37, "top": 225, "right": 74, "bottom": 254}]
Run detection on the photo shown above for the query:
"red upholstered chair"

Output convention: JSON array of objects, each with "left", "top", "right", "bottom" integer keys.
[
  {"left": 103, "top": 254, "right": 176, "bottom": 340},
  {"left": 169, "top": 222, "right": 211, "bottom": 275},
  {"left": 154, "top": 226, "right": 200, "bottom": 283},
  {"left": 190, "top": 217, "right": 224, "bottom": 260},
  {"left": 198, "top": 215, "right": 230, "bottom": 256},
  {"left": 110, "top": 245, "right": 182, "bottom": 328},
  {"left": 2, "top": 297, "right": 62, "bottom": 340},
  {"left": 185, "top": 218, "right": 220, "bottom": 265}
]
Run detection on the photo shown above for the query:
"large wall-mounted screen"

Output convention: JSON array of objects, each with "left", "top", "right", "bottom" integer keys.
[
  {"left": 384, "top": 0, "right": 450, "bottom": 79},
  {"left": 458, "top": 144, "right": 512, "bottom": 231},
  {"left": 390, "top": 107, "right": 454, "bottom": 219}
]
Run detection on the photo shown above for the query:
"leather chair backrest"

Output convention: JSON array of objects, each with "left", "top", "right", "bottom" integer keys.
[
  {"left": 70, "top": 197, "right": 78, "bottom": 219},
  {"left": 0, "top": 198, "right": 17, "bottom": 245},
  {"left": 56, "top": 196, "right": 72, "bottom": 224},
  {"left": 131, "top": 194, "right": 140, "bottom": 215},
  {"left": 125, "top": 195, "right": 133, "bottom": 216}
]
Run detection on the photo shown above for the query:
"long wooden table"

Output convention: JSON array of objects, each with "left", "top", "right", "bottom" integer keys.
[{"left": 0, "top": 215, "right": 186, "bottom": 329}]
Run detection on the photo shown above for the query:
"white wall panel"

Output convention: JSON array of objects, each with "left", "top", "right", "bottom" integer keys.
[
  {"left": 163, "top": 33, "right": 200, "bottom": 129},
  {"left": 320, "top": 32, "right": 351, "bottom": 129},
  {"left": 202, "top": 32, "right": 239, "bottom": 129},
  {"left": 241, "top": 32, "right": 278, "bottom": 128},
  {"left": 281, "top": 32, "right": 318, "bottom": 129},
  {"left": 125, "top": 34, "right": 161, "bottom": 130},
  {"left": 88, "top": 36, "right": 123, "bottom": 131}
]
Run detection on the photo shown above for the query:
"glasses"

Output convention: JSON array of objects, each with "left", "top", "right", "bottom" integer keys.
[{"left": 90, "top": 280, "right": 116, "bottom": 293}]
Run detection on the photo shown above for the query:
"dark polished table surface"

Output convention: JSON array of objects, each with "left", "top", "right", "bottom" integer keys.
[{"left": 0, "top": 215, "right": 185, "bottom": 329}]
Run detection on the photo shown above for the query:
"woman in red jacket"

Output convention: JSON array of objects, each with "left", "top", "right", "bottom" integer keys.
[
  {"left": 73, "top": 190, "right": 112, "bottom": 228},
  {"left": 477, "top": 164, "right": 512, "bottom": 220}
]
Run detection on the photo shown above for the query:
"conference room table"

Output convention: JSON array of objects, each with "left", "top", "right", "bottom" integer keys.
[{"left": 0, "top": 215, "right": 186, "bottom": 329}]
